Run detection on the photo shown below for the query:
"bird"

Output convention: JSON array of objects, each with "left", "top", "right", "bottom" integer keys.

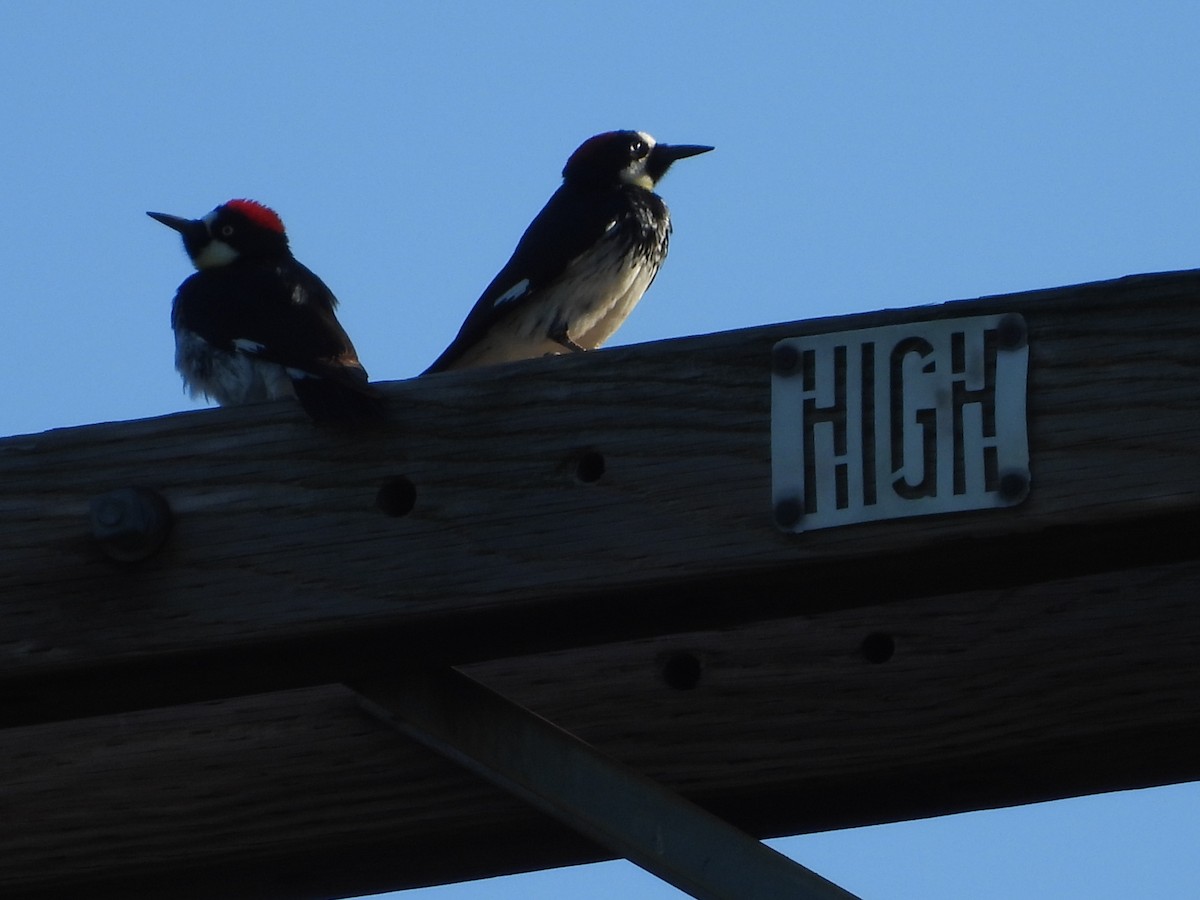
[
  {"left": 147, "top": 199, "right": 382, "bottom": 424},
  {"left": 423, "top": 130, "right": 713, "bottom": 374}
]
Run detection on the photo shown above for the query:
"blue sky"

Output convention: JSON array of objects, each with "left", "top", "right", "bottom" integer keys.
[{"left": 3, "top": 2, "right": 1198, "bottom": 898}]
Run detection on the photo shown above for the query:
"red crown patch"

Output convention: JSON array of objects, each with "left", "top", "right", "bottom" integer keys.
[{"left": 224, "top": 199, "right": 286, "bottom": 234}]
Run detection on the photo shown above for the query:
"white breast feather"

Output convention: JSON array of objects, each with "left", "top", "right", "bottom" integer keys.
[
  {"left": 175, "top": 330, "right": 295, "bottom": 407},
  {"left": 447, "top": 230, "right": 663, "bottom": 369}
]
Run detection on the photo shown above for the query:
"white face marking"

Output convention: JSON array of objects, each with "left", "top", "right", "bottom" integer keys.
[
  {"left": 232, "top": 338, "right": 266, "bottom": 354},
  {"left": 494, "top": 278, "right": 531, "bottom": 307},
  {"left": 619, "top": 131, "right": 658, "bottom": 190},
  {"left": 189, "top": 208, "right": 238, "bottom": 269},
  {"left": 193, "top": 238, "right": 239, "bottom": 270}
]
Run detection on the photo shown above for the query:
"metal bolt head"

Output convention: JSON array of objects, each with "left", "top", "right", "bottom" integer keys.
[
  {"left": 774, "top": 497, "right": 803, "bottom": 530},
  {"left": 90, "top": 487, "right": 172, "bottom": 563},
  {"left": 772, "top": 342, "right": 799, "bottom": 376},
  {"left": 996, "top": 313, "right": 1028, "bottom": 351},
  {"left": 998, "top": 470, "right": 1030, "bottom": 504}
]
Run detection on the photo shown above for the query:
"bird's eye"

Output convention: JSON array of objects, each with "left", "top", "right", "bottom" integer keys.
[
  {"left": 220, "top": 225, "right": 234, "bottom": 237},
  {"left": 630, "top": 139, "right": 649, "bottom": 159}
]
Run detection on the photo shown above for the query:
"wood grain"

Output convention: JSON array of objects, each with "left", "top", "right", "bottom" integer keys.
[
  {"left": 1, "top": 270, "right": 1199, "bottom": 898},
  {"left": 2, "top": 558, "right": 1198, "bottom": 898},
  {"left": 2, "top": 270, "right": 1198, "bottom": 709}
]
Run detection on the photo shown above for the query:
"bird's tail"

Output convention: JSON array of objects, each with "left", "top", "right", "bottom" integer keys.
[{"left": 291, "top": 375, "right": 385, "bottom": 426}]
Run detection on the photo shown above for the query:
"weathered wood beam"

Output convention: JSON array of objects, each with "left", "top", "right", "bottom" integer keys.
[
  {"left": 2, "top": 270, "right": 1199, "bottom": 725},
  {"left": 3, "top": 556, "right": 1198, "bottom": 899}
]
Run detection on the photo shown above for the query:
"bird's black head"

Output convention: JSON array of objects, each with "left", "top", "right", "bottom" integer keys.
[
  {"left": 147, "top": 199, "right": 290, "bottom": 270},
  {"left": 562, "top": 131, "right": 713, "bottom": 191}
]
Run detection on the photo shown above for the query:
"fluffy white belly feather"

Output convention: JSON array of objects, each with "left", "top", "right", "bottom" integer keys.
[{"left": 175, "top": 330, "right": 295, "bottom": 407}]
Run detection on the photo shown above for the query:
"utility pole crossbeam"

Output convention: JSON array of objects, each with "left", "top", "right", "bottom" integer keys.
[{"left": 1, "top": 269, "right": 1199, "bottom": 898}]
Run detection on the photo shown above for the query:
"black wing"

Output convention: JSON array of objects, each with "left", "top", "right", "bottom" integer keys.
[
  {"left": 423, "top": 184, "right": 630, "bottom": 373},
  {"left": 173, "top": 259, "right": 382, "bottom": 423}
]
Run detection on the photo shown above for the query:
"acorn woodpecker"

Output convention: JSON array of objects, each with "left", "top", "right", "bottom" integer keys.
[
  {"left": 147, "top": 199, "right": 382, "bottom": 423},
  {"left": 423, "top": 130, "right": 713, "bottom": 374}
]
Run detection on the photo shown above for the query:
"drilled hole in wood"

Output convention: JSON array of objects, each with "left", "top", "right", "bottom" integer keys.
[
  {"left": 574, "top": 450, "right": 606, "bottom": 483},
  {"left": 377, "top": 477, "right": 417, "bottom": 517},
  {"left": 861, "top": 632, "right": 895, "bottom": 664},
  {"left": 661, "top": 651, "right": 703, "bottom": 690}
]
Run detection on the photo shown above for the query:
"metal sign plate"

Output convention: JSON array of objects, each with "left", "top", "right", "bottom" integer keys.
[{"left": 771, "top": 313, "right": 1030, "bottom": 532}]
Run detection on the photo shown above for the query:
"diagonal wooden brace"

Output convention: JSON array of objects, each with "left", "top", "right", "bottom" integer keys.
[{"left": 352, "top": 667, "right": 862, "bottom": 900}]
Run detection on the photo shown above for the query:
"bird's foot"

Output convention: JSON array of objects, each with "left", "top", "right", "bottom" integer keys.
[{"left": 550, "top": 324, "right": 586, "bottom": 353}]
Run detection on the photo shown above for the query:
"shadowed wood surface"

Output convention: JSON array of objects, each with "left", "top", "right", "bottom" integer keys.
[
  {"left": 3, "top": 558, "right": 1199, "bottom": 898},
  {"left": 1, "top": 270, "right": 1199, "bottom": 898}
]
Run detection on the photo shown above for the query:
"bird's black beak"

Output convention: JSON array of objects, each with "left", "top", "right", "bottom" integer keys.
[
  {"left": 147, "top": 210, "right": 212, "bottom": 258},
  {"left": 146, "top": 210, "right": 194, "bottom": 233},
  {"left": 647, "top": 143, "right": 714, "bottom": 181},
  {"left": 655, "top": 143, "right": 715, "bottom": 162}
]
